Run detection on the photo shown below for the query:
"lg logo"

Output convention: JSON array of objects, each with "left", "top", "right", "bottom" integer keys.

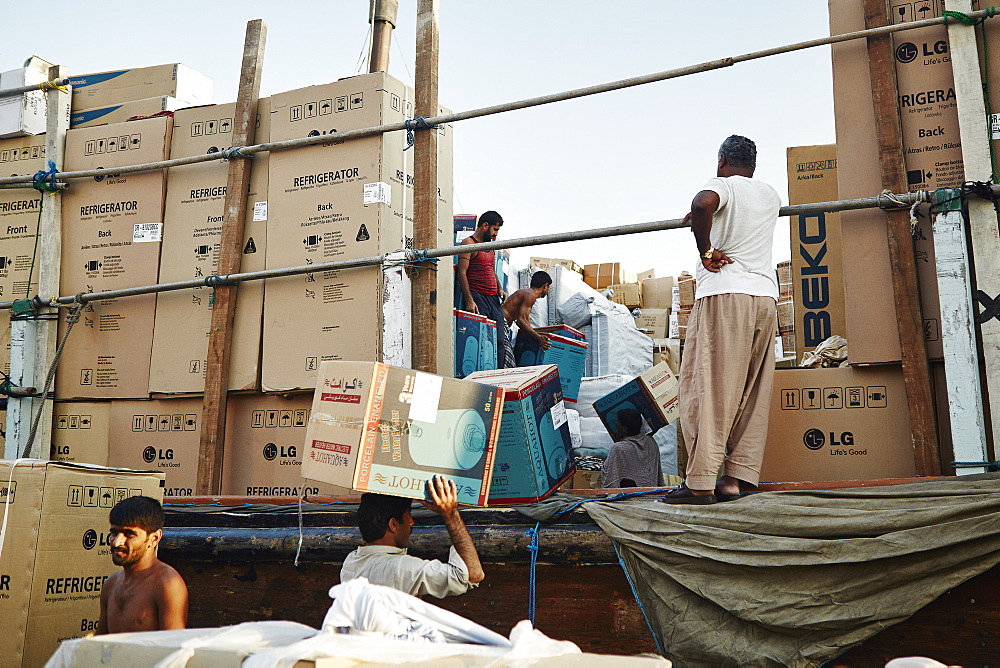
[
  {"left": 803, "top": 429, "right": 855, "bottom": 450},
  {"left": 82, "top": 529, "right": 98, "bottom": 550},
  {"left": 263, "top": 443, "right": 298, "bottom": 464},
  {"left": 895, "top": 42, "right": 919, "bottom": 63},
  {"left": 263, "top": 443, "right": 278, "bottom": 461},
  {"left": 142, "top": 446, "right": 156, "bottom": 463}
]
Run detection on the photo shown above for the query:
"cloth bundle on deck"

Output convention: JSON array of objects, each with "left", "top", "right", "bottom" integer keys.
[{"left": 583, "top": 474, "right": 1000, "bottom": 667}]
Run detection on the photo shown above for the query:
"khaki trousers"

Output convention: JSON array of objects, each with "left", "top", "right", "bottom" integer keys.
[{"left": 679, "top": 293, "right": 777, "bottom": 491}]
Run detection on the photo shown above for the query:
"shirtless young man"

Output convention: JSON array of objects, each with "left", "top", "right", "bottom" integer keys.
[
  {"left": 502, "top": 270, "right": 553, "bottom": 356},
  {"left": 96, "top": 495, "right": 188, "bottom": 634}
]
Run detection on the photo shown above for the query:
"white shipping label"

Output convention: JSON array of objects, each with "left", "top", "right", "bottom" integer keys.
[
  {"left": 409, "top": 372, "right": 443, "bottom": 423},
  {"left": 550, "top": 401, "right": 568, "bottom": 430},
  {"left": 253, "top": 200, "right": 267, "bottom": 221},
  {"left": 363, "top": 182, "right": 392, "bottom": 206},
  {"left": 133, "top": 222, "right": 162, "bottom": 243}
]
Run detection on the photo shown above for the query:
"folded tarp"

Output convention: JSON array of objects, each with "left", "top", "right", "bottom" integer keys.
[{"left": 583, "top": 474, "right": 1000, "bottom": 667}]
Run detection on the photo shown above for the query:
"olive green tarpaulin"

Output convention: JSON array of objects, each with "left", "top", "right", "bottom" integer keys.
[{"left": 583, "top": 474, "right": 1000, "bottom": 667}]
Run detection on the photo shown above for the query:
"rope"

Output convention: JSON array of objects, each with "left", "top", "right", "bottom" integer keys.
[
  {"left": 21, "top": 299, "right": 85, "bottom": 458},
  {"left": 526, "top": 522, "right": 541, "bottom": 624},
  {"left": 38, "top": 79, "right": 68, "bottom": 93},
  {"left": 403, "top": 116, "right": 438, "bottom": 151},
  {"left": 611, "top": 541, "right": 666, "bottom": 657},
  {"left": 221, "top": 146, "right": 250, "bottom": 161},
  {"left": 951, "top": 460, "right": 1000, "bottom": 471},
  {"left": 204, "top": 274, "right": 238, "bottom": 287},
  {"left": 31, "top": 161, "right": 60, "bottom": 193}
]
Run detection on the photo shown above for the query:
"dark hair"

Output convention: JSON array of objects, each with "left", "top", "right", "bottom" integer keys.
[
  {"left": 616, "top": 409, "right": 643, "bottom": 437},
  {"left": 109, "top": 495, "right": 164, "bottom": 533},
  {"left": 530, "top": 271, "right": 552, "bottom": 289},
  {"left": 478, "top": 210, "right": 504, "bottom": 227},
  {"left": 357, "top": 493, "right": 413, "bottom": 543},
  {"left": 718, "top": 135, "right": 757, "bottom": 170}
]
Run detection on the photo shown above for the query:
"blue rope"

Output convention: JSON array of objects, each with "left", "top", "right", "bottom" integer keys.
[
  {"left": 612, "top": 541, "right": 665, "bottom": 657},
  {"left": 222, "top": 146, "right": 250, "bottom": 161},
  {"left": 403, "top": 116, "right": 438, "bottom": 151},
  {"left": 551, "top": 487, "right": 675, "bottom": 519},
  {"left": 32, "top": 161, "right": 60, "bottom": 193},
  {"left": 204, "top": 274, "right": 237, "bottom": 287},
  {"left": 526, "top": 521, "right": 541, "bottom": 624}
]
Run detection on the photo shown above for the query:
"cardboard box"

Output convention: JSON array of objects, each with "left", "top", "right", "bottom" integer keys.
[
  {"left": 653, "top": 338, "right": 681, "bottom": 376},
  {"left": 781, "top": 333, "right": 796, "bottom": 360},
  {"left": 106, "top": 397, "right": 202, "bottom": 497},
  {"left": 593, "top": 362, "right": 680, "bottom": 437},
  {"left": 561, "top": 469, "right": 602, "bottom": 491},
  {"left": 465, "top": 365, "right": 574, "bottom": 504},
  {"left": 0, "top": 57, "right": 51, "bottom": 138},
  {"left": 777, "top": 300, "right": 795, "bottom": 335},
  {"left": 57, "top": 116, "right": 172, "bottom": 399},
  {"left": 677, "top": 275, "right": 696, "bottom": 309},
  {"left": 535, "top": 324, "right": 586, "bottom": 341},
  {"left": 530, "top": 257, "right": 583, "bottom": 275},
  {"left": 454, "top": 309, "right": 497, "bottom": 378},
  {"left": 70, "top": 96, "right": 193, "bottom": 129},
  {"left": 607, "top": 282, "right": 642, "bottom": 308},
  {"left": 761, "top": 365, "right": 917, "bottom": 481},
  {"left": 513, "top": 333, "right": 588, "bottom": 403},
  {"left": 583, "top": 262, "right": 635, "bottom": 290},
  {"left": 302, "top": 361, "right": 503, "bottom": 505},
  {"left": 776, "top": 260, "right": 793, "bottom": 299},
  {"left": 263, "top": 74, "right": 454, "bottom": 390},
  {"left": 222, "top": 393, "right": 339, "bottom": 497},
  {"left": 830, "top": 0, "right": 977, "bottom": 362},
  {"left": 51, "top": 402, "right": 111, "bottom": 465},
  {"left": 148, "top": 101, "right": 270, "bottom": 393},
  {"left": 637, "top": 268, "right": 656, "bottom": 281},
  {"left": 786, "top": 145, "right": 848, "bottom": 354},
  {"left": 635, "top": 307, "right": 670, "bottom": 339},
  {"left": 0, "top": 460, "right": 164, "bottom": 668},
  {"left": 641, "top": 276, "right": 675, "bottom": 309},
  {"left": 69, "top": 64, "right": 213, "bottom": 111}
]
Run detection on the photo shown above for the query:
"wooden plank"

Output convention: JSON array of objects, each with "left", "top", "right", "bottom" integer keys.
[
  {"left": 946, "top": 0, "right": 1000, "bottom": 463},
  {"left": 197, "top": 20, "right": 266, "bottom": 495},
  {"left": 411, "top": 0, "right": 440, "bottom": 373},
  {"left": 863, "top": 0, "right": 939, "bottom": 476}
]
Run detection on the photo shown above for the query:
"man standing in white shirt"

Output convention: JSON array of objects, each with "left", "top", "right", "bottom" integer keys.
[
  {"left": 663, "top": 135, "right": 780, "bottom": 505},
  {"left": 340, "top": 475, "right": 485, "bottom": 598}
]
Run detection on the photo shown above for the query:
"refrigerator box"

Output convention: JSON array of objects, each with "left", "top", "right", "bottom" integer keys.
[
  {"left": 583, "top": 262, "right": 635, "bottom": 290},
  {"left": 51, "top": 402, "right": 112, "bottom": 465},
  {"left": 0, "top": 57, "right": 51, "bottom": 138},
  {"left": 607, "top": 282, "right": 641, "bottom": 309},
  {"left": 69, "top": 63, "right": 213, "bottom": 111},
  {"left": 106, "top": 397, "right": 202, "bottom": 497},
  {"left": 222, "top": 393, "right": 339, "bottom": 497},
  {"left": 70, "top": 96, "right": 193, "bottom": 129},
  {"left": 513, "top": 333, "right": 588, "bottom": 404},
  {"left": 593, "top": 362, "right": 679, "bottom": 437},
  {"left": 301, "top": 361, "right": 503, "bottom": 506},
  {"left": 57, "top": 116, "right": 172, "bottom": 399},
  {"left": 0, "top": 460, "right": 164, "bottom": 668},
  {"left": 148, "top": 100, "right": 270, "bottom": 393},
  {"left": 761, "top": 365, "right": 917, "bottom": 481},
  {"left": 465, "top": 364, "right": 574, "bottom": 504},
  {"left": 454, "top": 309, "right": 497, "bottom": 379},
  {"left": 641, "top": 276, "right": 675, "bottom": 309},
  {"left": 635, "top": 308, "right": 670, "bottom": 339}
]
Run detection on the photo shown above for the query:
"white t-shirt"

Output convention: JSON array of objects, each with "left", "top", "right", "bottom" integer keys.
[
  {"left": 694, "top": 175, "right": 781, "bottom": 301},
  {"left": 340, "top": 545, "right": 476, "bottom": 599}
]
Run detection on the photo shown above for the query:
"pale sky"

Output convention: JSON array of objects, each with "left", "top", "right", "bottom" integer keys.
[{"left": 2, "top": 1, "right": 836, "bottom": 280}]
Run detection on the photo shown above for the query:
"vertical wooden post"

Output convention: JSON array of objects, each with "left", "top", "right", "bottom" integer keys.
[
  {"left": 863, "top": 0, "right": 939, "bottom": 476},
  {"left": 197, "top": 20, "right": 266, "bottom": 495},
  {"left": 368, "top": 0, "right": 398, "bottom": 73},
  {"left": 946, "top": 0, "right": 1000, "bottom": 461},
  {"left": 411, "top": 0, "right": 440, "bottom": 373}
]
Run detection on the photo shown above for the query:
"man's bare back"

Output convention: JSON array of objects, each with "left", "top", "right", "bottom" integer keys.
[
  {"left": 100, "top": 560, "right": 188, "bottom": 633},
  {"left": 501, "top": 274, "right": 552, "bottom": 350},
  {"left": 501, "top": 288, "right": 537, "bottom": 326}
]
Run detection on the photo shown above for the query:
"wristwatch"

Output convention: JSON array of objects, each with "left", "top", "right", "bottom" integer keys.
[{"left": 701, "top": 246, "right": 715, "bottom": 260}]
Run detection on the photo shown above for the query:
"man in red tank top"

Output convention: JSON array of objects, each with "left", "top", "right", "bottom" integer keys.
[{"left": 457, "top": 211, "right": 510, "bottom": 367}]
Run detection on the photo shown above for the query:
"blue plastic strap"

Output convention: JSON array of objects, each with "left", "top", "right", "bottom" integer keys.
[
  {"left": 31, "top": 161, "right": 60, "bottom": 193},
  {"left": 526, "top": 522, "right": 541, "bottom": 624}
]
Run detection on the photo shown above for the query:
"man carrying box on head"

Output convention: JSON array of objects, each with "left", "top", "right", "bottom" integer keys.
[
  {"left": 504, "top": 270, "right": 553, "bottom": 364},
  {"left": 663, "top": 135, "right": 780, "bottom": 505},
  {"left": 457, "top": 211, "right": 510, "bottom": 368},
  {"left": 340, "top": 475, "right": 485, "bottom": 598},
  {"left": 97, "top": 496, "right": 189, "bottom": 634}
]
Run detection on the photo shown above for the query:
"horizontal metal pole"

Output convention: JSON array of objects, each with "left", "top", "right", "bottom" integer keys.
[
  {"left": 0, "top": 188, "right": 947, "bottom": 311},
  {"left": 0, "top": 78, "right": 70, "bottom": 99},
  {"left": 0, "top": 11, "right": 992, "bottom": 188}
]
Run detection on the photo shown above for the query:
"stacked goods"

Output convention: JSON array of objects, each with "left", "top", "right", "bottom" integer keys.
[
  {"left": 669, "top": 309, "right": 691, "bottom": 341},
  {"left": 0, "top": 133, "right": 46, "bottom": 376},
  {"left": 68, "top": 63, "right": 214, "bottom": 128},
  {"left": 465, "top": 365, "right": 574, "bottom": 503},
  {"left": 56, "top": 117, "right": 172, "bottom": 399},
  {"left": 607, "top": 281, "right": 642, "bottom": 308},
  {"left": 302, "top": 361, "right": 503, "bottom": 506},
  {"left": 652, "top": 338, "right": 681, "bottom": 376},
  {"left": 637, "top": 268, "right": 655, "bottom": 281},
  {"left": 676, "top": 272, "right": 695, "bottom": 309},
  {"left": 635, "top": 308, "right": 669, "bottom": 339},
  {"left": 777, "top": 300, "right": 795, "bottom": 343},
  {"left": 0, "top": 56, "right": 50, "bottom": 137},
  {"left": 641, "top": 276, "right": 675, "bottom": 309},
  {"left": 583, "top": 262, "right": 635, "bottom": 290},
  {"left": 0, "top": 461, "right": 164, "bottom": 668},
  {"left": 454, "top": 309, "right": 497, "bottom": 379},
  {"left": 51, "top": 403, "right": 111, "bottom": 465},
  {"left": 776, "top": 260, "right": 792, "bottom": 300},
  {"left": 148, "top": 101, "right": 271, "bottom": 393},
  {"left": 529, "top": 256, "right": 583, "bottom": 276},
  {"left": 513, "top": 332, "right": 588, "bottom": 403},
  {"left": 261, "top": 72, "right": 454, "bottom": 391}
]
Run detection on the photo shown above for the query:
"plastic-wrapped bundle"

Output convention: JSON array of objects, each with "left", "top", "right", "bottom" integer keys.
[{"left": 584, "top": 312, "right": 653, "bottom": 378}]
